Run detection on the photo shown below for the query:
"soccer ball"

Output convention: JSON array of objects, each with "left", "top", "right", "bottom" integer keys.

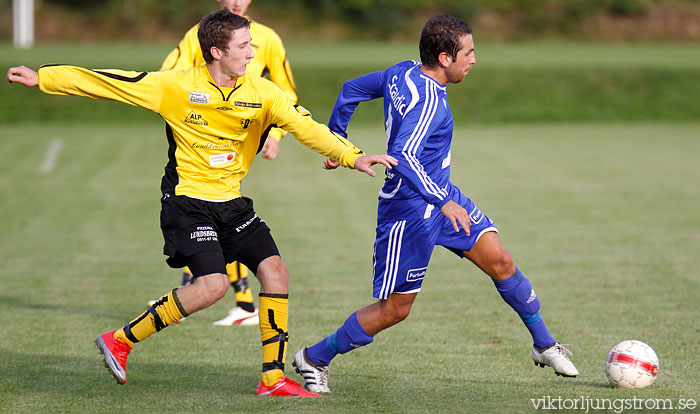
[{"left": 605, "top": 340, "right": 659, "bottom": 389}]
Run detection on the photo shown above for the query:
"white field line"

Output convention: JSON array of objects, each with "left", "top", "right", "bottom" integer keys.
[{"left": 38, "top": 139, "right": 64, "bottom": 175}]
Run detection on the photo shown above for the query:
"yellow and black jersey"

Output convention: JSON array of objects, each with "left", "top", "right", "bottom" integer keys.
[
  {"left": 37, "top": 64, "right": 364, "bottom": 201},
  {"left": 161, "top": 20, "right": 297, "bottom": 142}
]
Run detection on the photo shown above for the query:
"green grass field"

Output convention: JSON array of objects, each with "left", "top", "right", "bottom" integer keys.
[
  {"left": 0, "top": 121, "right": 698, "bottom": 413},
  {"left": 1, "top": 40, "right": 699, "bottom": 413}
]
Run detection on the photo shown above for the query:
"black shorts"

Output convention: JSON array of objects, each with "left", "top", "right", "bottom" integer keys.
[{"left": 160, "top": 193, "right": 279, "bottom": 274}]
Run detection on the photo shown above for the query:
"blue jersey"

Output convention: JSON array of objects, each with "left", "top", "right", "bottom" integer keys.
[{"left": 329, "top": 60, "right": 454, "bottom": 222}]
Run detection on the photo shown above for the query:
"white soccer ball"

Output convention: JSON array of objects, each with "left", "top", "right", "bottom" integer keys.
[{"left": 605, "top": 340, "right": 659, "bottom": 389}]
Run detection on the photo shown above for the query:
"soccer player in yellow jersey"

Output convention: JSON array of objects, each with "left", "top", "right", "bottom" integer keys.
[
  {"left": 7, "top": 10, "right": 397, "bottom": 397},
  {"left": 162, "top": 0, "right": 295, "bottom": 159},
  {"left": 161, "top": 0, "right": 298, "bottom": 327}
]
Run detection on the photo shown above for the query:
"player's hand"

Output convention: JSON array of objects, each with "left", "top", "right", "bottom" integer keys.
[
  {"left": 323, "top": 158, "right": 340, "bottom": 170},
  {"left": 261, "top": 138, "right": 279, "bottom": 160},
  {"left": 440, "top": 200, "right": 471, "bottom": 235},
  {"left": 353, "top": 154, "right": 398, "bottom": 177},
  {"left": 7, "top": 66, "right": 38, "bottom": 87}
]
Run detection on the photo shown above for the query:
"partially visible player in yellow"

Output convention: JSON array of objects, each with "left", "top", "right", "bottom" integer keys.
[{"left": 163, "top": 0, "right": 298, "bottom": 326}]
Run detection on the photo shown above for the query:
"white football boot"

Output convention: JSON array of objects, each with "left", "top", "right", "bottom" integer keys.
[
  {"left": 293, "top": 347, "right": 331, "bottom": 393},
  {"left": 212, "top": 306, "right": 259, "bottom": 326},
  {"left": 532, "top": 342, "right": 579, "bottom": 377}
]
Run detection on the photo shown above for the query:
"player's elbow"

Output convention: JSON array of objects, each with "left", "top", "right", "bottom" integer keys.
[{"left": 340, "top": 80, "right": 362, "bottom": 98}]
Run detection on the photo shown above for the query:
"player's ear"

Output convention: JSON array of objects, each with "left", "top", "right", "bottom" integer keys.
[
  {"left": 210, "top": 46, "right": 223, "bottom": 61},
  {"left": 437, "top": 52, "right": 452, "bottom": 68}
]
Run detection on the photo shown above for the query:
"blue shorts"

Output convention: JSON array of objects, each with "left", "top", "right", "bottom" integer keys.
[{"left": 372, "top": 189, "right": 498, "bottom": 299}]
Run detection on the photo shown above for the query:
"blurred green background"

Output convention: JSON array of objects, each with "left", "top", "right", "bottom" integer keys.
[
  {"left": 2, "top": 0, "right": 700, "bottom": 125},
  {"left": 3, "top": 0, "right": 700, "bottom": 41},
  {"left": 2, "top": 43, "right": 700, "bottom": 126}
]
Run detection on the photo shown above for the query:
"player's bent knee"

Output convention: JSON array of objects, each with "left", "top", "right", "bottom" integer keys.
[
  {"left": 381, "top": 298, "right": 413, "bottom": 327},
  {"left": 394, "top": 307, "right": 412, "bottom": 324},
  {"left": 491, "top": 249, "right": 515, "bottom": 279},
  {"left": 255, "top": 256, "right": 289, "bottom": 292},
  {"left": 196, "top": 272, "right": 229, "bottom": 305},
  {"left": 385, "top": 310, "right": 410, "bottom": 328}
]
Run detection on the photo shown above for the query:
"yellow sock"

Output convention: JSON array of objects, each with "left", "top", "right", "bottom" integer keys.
[
  {"left": 114, "top": 289, "right": 187, "bottom": 346},
  {"left": 235, "top": 288, "right": 254, "bottom": 305},
  {"left": 226, "top": 262, "right": 244, "bottom": 283},
  {"left": 259, "top": 293, "right": 288, "bottom": 386},
  {"left": 227, "top": 262, "right": 254, "bottom": 310}
]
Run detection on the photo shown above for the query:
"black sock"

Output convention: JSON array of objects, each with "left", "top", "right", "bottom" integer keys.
[{"left": 238, "top": 301, "right": 255, "bottom": 313}]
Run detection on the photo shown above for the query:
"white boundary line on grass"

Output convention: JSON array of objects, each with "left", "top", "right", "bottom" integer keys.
[{"left": 38, "top": 139, "right": 64, "bottom": 175}]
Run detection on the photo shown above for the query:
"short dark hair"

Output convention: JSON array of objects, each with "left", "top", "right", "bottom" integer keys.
[
  {"left": 419, "top": 14, "right": 473, "bottom": 67},
  {"left": 198, "top": 9, "right": 251, "bottom": 64}
]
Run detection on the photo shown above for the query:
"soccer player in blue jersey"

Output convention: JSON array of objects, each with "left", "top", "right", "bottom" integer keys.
[{"left": 292, "top": 14, "right": 578, "bottom": 393}]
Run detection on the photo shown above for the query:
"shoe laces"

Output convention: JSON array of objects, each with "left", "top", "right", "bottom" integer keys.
[
  {"left": 283, "top": 377, "right": 308, "bottom": 389},
  {"left": 318, "top": 366, "right": 330, "bottom": 386},
  {"left": 554, "top": 343, "right": 580, "bottom": 357}
]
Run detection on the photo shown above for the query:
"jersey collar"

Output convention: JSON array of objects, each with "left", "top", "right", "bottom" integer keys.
[{"left": 202, "top": 65, "right": 247, "bottom": 102}]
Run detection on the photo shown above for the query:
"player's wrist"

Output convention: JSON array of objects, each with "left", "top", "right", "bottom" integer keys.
[
  {"left": 437, "top": 198, "right": 451, "bottom": 209},
  {"left": 348, "top": 151, "right": 368, "bottom": 169}
]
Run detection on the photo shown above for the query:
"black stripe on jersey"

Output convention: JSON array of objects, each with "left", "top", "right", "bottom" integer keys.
[
  {"left": 330, "top": 131, "right": 365, "bottom": 155},
  {"left": 92, "top": 70, "right": 148, "bottom": 82},
  {"left": 331, "top": 131, "right": 350, "bottom": 148},
  {"left": 257, "top": 124, "right": 276, "bottom": 154},
  {"left": 39, "top": 64, "right": 69, "bottom": 68},
  {"left": 160, "top": 122, "right": 180, "bottom": 193},
  {"left": 208, "top": 81, "right": 242, "bottom": 102}
]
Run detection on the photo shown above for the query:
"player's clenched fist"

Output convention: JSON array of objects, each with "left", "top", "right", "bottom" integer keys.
[{"left": 7, "top": 66, "right": 38, "bottom": 87}]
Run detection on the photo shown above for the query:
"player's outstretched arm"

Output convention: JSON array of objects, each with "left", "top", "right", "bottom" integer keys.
[
  {"left": 323, "top": 156, "right": 397, "bottom": 176},
  {"left": 353, "top": 155, "right": 398, "bottom": 177},
  {"left": 7, "top": 66, "right": 37, "bottom": 87}
]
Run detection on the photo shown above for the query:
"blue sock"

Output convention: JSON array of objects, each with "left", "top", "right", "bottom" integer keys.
[
  {"left": 306, "top": 312, "right": 374, "bottom": 365},
  {"left": 493, "top": 268, "right": 556, "bottom": 349}
]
